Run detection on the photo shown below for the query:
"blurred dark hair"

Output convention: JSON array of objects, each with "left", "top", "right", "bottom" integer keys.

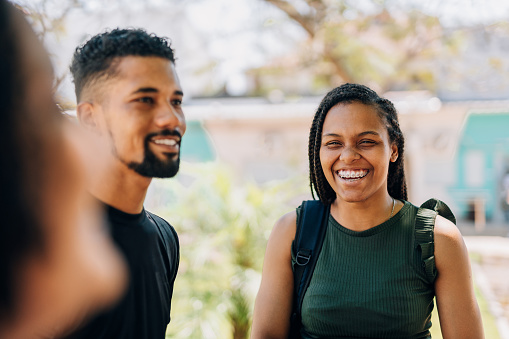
[
  {"left": 0, "top": 0, "right": 46, "bottom": 318},
  {"left": 70, "top": 28, "right": 176, "bottom": 101},
  {"left": 309, "top": 83, "right": 407, "bottom": 204}
]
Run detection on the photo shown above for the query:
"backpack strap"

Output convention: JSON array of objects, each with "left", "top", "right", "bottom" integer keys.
[
  {"left": 289, "top": 200, "right": 329, "bottom": 339},
  {"left": 415, "top": 198, "right": 456, "bottom": 283}
]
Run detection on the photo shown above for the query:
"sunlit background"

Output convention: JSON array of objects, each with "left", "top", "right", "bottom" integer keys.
[{"left": 13, "top": 0, "right": 509, "bottom": 338}]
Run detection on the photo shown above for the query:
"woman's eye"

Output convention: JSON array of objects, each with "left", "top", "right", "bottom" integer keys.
[
  {"left": 171, "top": 99, "right": 182, "bottom": 107},
  {"left": 359, "top": 140, "right": 376, "bottom": 146},
  {"left": 325, "top": 141, "right": 342, "bottom": 147}
]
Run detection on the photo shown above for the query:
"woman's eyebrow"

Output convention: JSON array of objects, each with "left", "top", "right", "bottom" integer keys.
[
  {"left": 358, "top": 131, "right": 380, "bottom": 137},
  {"left": 322, "top": 131, "right": 380, "bottom": 137}
]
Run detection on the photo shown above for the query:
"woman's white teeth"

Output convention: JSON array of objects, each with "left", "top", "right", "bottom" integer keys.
[
  {"left": 154, "top": 139, "right": 177, "bottom": 146},
  {"left": 338, "top": 170, "right": 368, "bottom": 179}
]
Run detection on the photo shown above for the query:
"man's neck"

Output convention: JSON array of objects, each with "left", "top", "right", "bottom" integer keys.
[{"left": 90, "top": 161, "right": 152, "bottom": 214}]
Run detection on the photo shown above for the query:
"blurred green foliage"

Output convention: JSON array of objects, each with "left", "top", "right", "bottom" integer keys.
[{"left": 154, "top": 162, "right": 309, "bottom": 338}]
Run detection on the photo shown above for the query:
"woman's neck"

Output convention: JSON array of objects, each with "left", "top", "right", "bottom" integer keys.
[{"left": 331, "top": 194, "right": 397, "bottom": 232}]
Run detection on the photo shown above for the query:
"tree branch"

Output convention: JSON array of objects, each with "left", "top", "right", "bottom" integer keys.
[{"left": 263, "top": 0, "right": 316, "bottom": 37}]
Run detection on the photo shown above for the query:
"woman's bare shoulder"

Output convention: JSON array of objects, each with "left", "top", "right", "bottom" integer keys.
[
  {"left": 433, "top": 215, "right": 469, "bottom": 270},
  {"left": 269, "top": 210, "right": 297, "bottom": 243},
  {"left": 434, "top": 215, "right": 463, "bottom": 246}
]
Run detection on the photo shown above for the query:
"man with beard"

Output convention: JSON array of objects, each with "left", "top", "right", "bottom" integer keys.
[{"left": 64, "top": 28, "right": 185, "bottom": 339}]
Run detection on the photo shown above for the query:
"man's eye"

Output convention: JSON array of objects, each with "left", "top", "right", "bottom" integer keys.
[
  {"left": 137, "top": 97, "right": 154, "bottom": 104},
  {"left": 171, "top": 99, "right": 182, "bottom": 107}
]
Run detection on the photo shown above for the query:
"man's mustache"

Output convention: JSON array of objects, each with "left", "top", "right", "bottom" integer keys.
[{"left": 145, "top": 130, "right": 182, "bottom": 144}]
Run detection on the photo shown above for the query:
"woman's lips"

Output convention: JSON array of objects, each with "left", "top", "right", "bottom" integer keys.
[{"left": 337, "top": 169, "right": 369, "bottom": 180}]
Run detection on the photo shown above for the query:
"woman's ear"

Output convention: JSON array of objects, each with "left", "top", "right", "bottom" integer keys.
[{"left": 390, "top": 143, "right": 399, "bottom": 162}]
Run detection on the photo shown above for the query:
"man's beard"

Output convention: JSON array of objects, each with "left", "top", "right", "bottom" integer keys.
[{"left": 121, "top": 130, "right": 182, "bottom": 178}]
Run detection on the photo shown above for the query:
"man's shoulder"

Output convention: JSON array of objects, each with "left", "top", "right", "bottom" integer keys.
[
  {"left": 145, "top": 210, "right": 178, "bottom": 242},
  {"left": 145, "top": 210, "right": 179, "bottom": 272},
  {"left": 144, "top": 210, "right": 171, "bottom": 227}
]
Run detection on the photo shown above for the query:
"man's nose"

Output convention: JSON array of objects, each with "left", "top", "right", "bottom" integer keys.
[{"left": 155, "top": 104, "right": 186, "bottom": 134}]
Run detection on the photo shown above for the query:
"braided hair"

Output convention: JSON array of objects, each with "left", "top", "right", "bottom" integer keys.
[
  {"left": 70, "top": 28, "right": 176, "bottom": 101},
  {"left": 309, "top": 83, "right": 407, "bottom": 204},
  {"left": 0, "top": 1, "right": 45, "bottom": 316}
]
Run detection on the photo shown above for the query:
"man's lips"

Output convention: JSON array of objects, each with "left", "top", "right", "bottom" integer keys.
[
  {"left": 150, "top": 136, "right": 180, "bottom": 152},
  {"left": 152, "top": 138, "right": 178, "bottom": 146}
]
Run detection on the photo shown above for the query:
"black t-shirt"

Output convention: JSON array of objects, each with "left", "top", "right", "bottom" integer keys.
[{"left": 64, "top": 204, "right": 179, "bottom": 339}]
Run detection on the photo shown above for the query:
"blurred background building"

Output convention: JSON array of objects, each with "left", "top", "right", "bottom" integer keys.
[{"left": 181, "top": 95, "right": 509, "bottom": 224}]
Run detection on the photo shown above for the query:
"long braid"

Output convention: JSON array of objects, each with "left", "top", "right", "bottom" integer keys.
[
  {"left": 308, "top": 83, "right": 408, "bottom": 204},
  {"left": 376, "top": 98, "right": 408, "bottom": 201},
  {"left": 308, "top": 112, "right": 319, "bottom": 199},
  {"left": 309, "top": 98, "right": 337, "bottom": 203}
]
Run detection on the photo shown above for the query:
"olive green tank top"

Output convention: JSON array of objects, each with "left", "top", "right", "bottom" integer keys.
[{"left": 293, "top": 201, "right": 435, "bottom": 339}]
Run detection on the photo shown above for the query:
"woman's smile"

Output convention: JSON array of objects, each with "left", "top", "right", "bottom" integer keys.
[{"left": 336, "top": 169, "right": 369, "bottom": 181}]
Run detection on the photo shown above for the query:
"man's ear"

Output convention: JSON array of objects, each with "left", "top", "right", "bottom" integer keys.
[{"left": 76, "top": 101, "right": 100, "bottom": 134}]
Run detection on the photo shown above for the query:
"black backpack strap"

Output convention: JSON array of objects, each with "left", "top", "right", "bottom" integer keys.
[
  {"left": 288, "top": 200, "right": 329, "bottom": 339},
  {"left": 415, "top": 198, "right": 456, "bottom": 283}
]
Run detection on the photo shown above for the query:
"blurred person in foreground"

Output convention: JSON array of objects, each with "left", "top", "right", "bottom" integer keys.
[
  {"left": 63, "top": 28, "right": 185, "bottom": 339},
  {"left": 0, "top": 1, "right": 127, "bottom": 338},
  {"left": 251, "top": 83, "right": 484, "bottom": 339}
]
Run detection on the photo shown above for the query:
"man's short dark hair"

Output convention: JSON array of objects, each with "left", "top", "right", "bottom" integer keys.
[{"left": 70, "top": 28, "right": 175, "bottom": 101}]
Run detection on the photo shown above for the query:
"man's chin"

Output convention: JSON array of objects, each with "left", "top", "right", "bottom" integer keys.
[
  {"left": 148, "top": 168, "right": 180, "bottom": 179},
  {"left": 127, "top": 159, "right": 180, "bottom": 179}
]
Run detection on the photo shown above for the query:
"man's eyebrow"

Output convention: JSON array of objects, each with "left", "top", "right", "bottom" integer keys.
[
  {"left": 131, "top": 88, "right": 184, "bottom": 96},
  {"left": 132, "top": 87, "right": 158, "bottom": 94}
]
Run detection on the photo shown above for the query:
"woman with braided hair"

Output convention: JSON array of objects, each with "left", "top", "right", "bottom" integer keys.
[{"left": 251, "top": 83, "right": 483, "bottom": 338}]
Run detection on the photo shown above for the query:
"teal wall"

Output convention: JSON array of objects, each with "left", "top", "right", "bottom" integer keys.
[
  {"left": 180, "top": 120, "right": 215, "bottom": 162},
  {"left": 448, "top": 112, "right": 509, "bottom": 220}
]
